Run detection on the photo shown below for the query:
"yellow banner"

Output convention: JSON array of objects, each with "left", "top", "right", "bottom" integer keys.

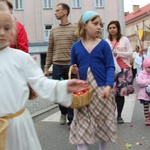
[{"left": 138, "top": 29, "right": 143, "bottom": 40}]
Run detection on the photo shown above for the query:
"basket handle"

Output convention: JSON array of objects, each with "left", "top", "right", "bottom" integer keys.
[{"left": 68, "top": 65, "right": 80, "bottom": 79}]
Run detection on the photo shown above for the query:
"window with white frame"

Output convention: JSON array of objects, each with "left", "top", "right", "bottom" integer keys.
[
  {"left": 72, "top": 0, "right": 81, "bottom": 8},
  {"left": 44, "top": 25, "right": 52, "bottom": 41},
  {"left": 145, "top": 20, "right": 149, "bottom": 27},
  {"left": 43, "top": 0, "right": 52, "bottom": 8},
  {"left": 95, "top": 0, "right": 103, "bottom": 7},
  {"left": 134, "top": 25, "right": 138, "bottom": 33},
  {"left": 14, "top": 0, "right": 23, "bottom": 10},
  {"left": 126, "top": 27, "right": 129, "bottom": 35},
  {"left": 128, "top": 27, "right": 131, "bottom": 35}
]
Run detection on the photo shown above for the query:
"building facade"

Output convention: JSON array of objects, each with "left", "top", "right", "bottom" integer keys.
[
  {"left": 11, "top": 0, "right": 125, "bottom": 68},
  {"left": 125, "top": 4, "right": 150, "bottom": 51}
]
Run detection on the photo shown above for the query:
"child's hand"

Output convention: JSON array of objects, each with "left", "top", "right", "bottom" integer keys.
[
  {"left": 28, "top": 84, "right": 37, "bottom": 100},
  {"left": 67, "top": 79, "right": 88, "bottom": 93},
  {"left": 71, "top": 64, "right": 78, "bottom": 74},
  {"left": 101, "top": 86, "right": 112, "bottom": 99}
]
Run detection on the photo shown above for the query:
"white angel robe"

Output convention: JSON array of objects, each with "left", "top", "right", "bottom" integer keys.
[{"left": 0, "top": 47, "right": 72, "bottom": 150}]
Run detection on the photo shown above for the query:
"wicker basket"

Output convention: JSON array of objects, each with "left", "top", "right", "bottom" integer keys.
[
  {"left": 0, "top": 118, "right": 8, "bottom": 150},
  {"left": 68, "top": 66, "right": 92, "bottom": 108},
  {"left": 69, "top": 87, "right": 92, "bottom": 108}
]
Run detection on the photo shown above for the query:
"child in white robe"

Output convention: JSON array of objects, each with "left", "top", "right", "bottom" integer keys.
[
  {"left": 0, "top": 3, "right": 88, "bottom": 150},
  {"left": 135, "top": 49, "right": 148, "bottom": 77}
]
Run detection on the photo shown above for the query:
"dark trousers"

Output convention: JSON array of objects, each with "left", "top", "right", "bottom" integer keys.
[
  {"left": 115, "top": 96, "right": 125, "bottom": 118},
  {"left": 132, "top": 67, "right": 137, "bottom": 79},
  {"left": 52, "top": 64, "right": 74, "bottom": 123}
]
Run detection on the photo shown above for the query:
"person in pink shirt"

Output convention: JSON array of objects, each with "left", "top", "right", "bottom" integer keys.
[
  {"left": 106, "top": 20, "right": 134, "bottom": 124},
  {"left": 136, "top": 58, "right": 150, "bottom": 126}
]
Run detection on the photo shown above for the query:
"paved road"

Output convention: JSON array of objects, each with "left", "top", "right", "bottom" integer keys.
[
  {"left": 25, "top": 80, "right": 150, "bottom": 150},
  {"left": 32, "top": 93, "right": 150, "bottom": 150}
]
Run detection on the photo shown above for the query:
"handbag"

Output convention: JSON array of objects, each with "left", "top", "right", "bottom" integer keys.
[
  {"left": 113, "top": 57, "right": 121, "bottom": 75},
  {"left": 145, "top": 84, "right": 150, "bottom": 96},
  {"left": 112, "top": 42, "right": 121, "bottom": 75},
  {"left": 68, "top": 66, "right": 92, "bottom": 109}
]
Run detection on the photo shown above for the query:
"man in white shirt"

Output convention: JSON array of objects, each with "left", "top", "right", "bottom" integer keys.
[
  {"left": 131, "top": 45, "right": 139, "bottom": 78},
  {"left": 135, "top": 48, "right": 148, "bottom": 76},
  {"left": 147, "top": 46, "right": 150, "bottom": 58}
]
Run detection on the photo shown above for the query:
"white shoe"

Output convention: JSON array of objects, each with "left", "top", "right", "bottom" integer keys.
[{"left": 60, "top": 114, "right": 66, "bottom": 125}]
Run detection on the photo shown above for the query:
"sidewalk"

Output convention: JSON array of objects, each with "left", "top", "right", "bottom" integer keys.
[{"left": 26, "top": 98, "right": 56, "bottom": 117}]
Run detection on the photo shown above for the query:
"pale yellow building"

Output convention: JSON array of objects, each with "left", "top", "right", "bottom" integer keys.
[{"left": 125, "top": 4, "right": 150, "bottom": 50}]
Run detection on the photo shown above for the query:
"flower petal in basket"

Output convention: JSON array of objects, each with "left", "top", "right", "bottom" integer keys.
[{"left": 69, "top": 87, "right": 92, "bottom": 108}]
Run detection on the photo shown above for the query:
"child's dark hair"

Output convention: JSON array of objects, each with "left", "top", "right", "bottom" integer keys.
[{"left": 107, "top": 20, "right": 122, "bottom": 42}]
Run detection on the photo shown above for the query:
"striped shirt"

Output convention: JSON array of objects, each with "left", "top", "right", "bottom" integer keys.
[{"left": 45, "top": 23, "right": 77, "bottom": 71}]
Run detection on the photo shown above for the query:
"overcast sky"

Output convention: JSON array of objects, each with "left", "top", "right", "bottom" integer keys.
[{"left": 124, "top": 0, "right": 150, "bottom": 12}]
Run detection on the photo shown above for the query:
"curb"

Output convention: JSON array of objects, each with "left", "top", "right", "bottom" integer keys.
[{"left": 31, "top": 104, "right": 58, "bottom": 118}]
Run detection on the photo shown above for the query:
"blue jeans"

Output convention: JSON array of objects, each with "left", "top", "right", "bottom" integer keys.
[{"left": 52, "top": 64, "right": 74, "bottom": 124}]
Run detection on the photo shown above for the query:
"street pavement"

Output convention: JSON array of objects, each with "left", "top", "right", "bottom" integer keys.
[{"left": 26, "top": 81, "right": 150, "bottom": 150}]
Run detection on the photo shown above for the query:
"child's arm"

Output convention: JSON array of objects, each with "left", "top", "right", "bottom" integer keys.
[
  {"left": 70, "top": 44, "right": 78, "bottom": 66},
  {"left": 136, "top": 72, "right": 150, "bottom": 87},
  {"left": 101, "top": 86, "right": 112, "bottom": 99},
  {"left": 25, "top": 54, "right": 88, "bottom": 107},
  {"left": 70, "top": 64, "right": 78, "bottom": 74}
]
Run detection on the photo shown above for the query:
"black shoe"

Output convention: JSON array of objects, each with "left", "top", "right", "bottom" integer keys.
[
  {"left": 117, "top": 117, "right": 124, "bottom": 124},
  {"left": 67, "top": 121, "right": 72, "bottom": 126}
]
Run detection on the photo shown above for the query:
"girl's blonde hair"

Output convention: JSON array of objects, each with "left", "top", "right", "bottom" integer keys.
[
  {"left": 0, "top": 2, "right": 16, "bottom": 44},
  {"left": 76, "top": 15, "right": 86, "bottom": 39},
  {"left": 0, "top": 2, "right": 11, "bottom": 19},
  {"left": 76, "top": 15, "right": 102, "bottom": 39}
]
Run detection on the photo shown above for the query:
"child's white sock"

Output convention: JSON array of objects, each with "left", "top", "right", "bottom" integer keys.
[
  {"left": 77, "top": 144, "right": 88, "bottom": 150},
  {"left": 99, "top": 141, "right": 107, "bottom": 150}
]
